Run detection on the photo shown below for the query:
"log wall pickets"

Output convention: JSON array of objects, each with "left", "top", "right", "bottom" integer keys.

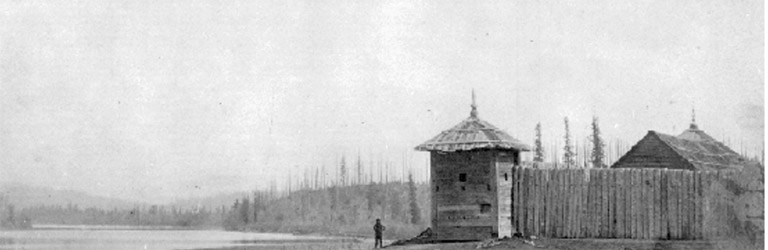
[{"left": 507, "top": 167, "right": 748, "bottom": 240}]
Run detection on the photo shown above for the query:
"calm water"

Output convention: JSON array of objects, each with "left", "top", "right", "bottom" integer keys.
[{"left": 0, "top": 225, "right": 354, "bottom": 250}]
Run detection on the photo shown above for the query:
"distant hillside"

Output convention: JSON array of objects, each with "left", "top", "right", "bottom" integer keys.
[
  {"left": 0, "top": 183, "right": 142, "bottom": 210},
  {"left": 169, "top": 191, "right": 251, "bottom": 210}
]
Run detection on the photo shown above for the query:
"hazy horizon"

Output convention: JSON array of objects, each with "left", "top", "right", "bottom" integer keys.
[{"left": 1, "top": 0, "right": 763, "bottom": 204}]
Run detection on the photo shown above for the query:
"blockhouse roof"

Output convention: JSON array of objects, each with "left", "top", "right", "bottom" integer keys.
[{"left": 414, "top": 91, "right": 531, "bottom": 152}]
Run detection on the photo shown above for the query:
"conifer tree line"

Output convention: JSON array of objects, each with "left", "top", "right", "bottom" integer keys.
[
  {"left": 533, "top": 116, "right": 612, "bottom": 168},
  {"left": 531, "top": 116, "right": 627, "bottom": 168},
  {"left": 10, "top": 203, "right": 226, "bottom": 228},
  {"left": 531, "top": 115, "right": 763, "bottom": 168},
  {"left": 221, "top": 153, "right": 429, "bottom": 239}
]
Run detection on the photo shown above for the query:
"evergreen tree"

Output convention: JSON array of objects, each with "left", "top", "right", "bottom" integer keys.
[
  {"left": 366, "top": 182, "right": 376, "bottom": 216},
  {"left": 252, "top": 194, "right": 259, "bottom": 223},
  {"left": 590, "top": 116, "right": 606, "bottom": 168},
  {"left": 223, "top": 199, "right": 241, "bottom": 230},
  {"left": 328, "top": 186, "right": 338, "bottom": 223},
  {"left": 388, "top": 186, "right": 403, "bottom": 222},
  {"left": 563, "top": 117, "right": 576, "bottom": 168},
  {"left": 407, "top": 173, "right": 421, "bottom": 224},
  {"left": 240, "top": 197, "right": 250, "bottom": 225},
  {"left": 533, "top": 123, "right": 545, "bottom": 163}
]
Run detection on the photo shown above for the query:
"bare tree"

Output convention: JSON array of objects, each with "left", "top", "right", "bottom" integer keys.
[{"left": 340, "top": 156, "right": 347, "bottom": 186}]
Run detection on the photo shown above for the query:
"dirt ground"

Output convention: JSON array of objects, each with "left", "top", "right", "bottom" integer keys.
[
  {"left": 197, "top": 236, "right": 763, "bottom": 250},
  {"left": 384, "top": 237, "right": 763, "bottom": 250}
]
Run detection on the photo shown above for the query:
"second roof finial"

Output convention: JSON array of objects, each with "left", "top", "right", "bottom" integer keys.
[
  {"left": 690, "top": 107, "right": 698, "bottom": 129},
  {"left": 470, "top": 89, "right": 478, "bottom": 118}
]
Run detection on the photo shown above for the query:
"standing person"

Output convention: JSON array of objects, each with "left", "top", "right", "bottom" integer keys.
[{"left": 373, "top": 218, "right": 386, "bottom": 248}]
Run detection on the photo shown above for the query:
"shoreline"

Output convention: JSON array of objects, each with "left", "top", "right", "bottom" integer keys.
[{"left": 28, "top": 224, "right": 220, "bottom": 231}]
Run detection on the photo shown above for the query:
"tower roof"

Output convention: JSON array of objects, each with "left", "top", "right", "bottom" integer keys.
[
  {"left": 677, "top": 108, "right": 716, "bottom": 141},
  {"left": 415, "top": 91, "right": 531, "bottom": 152}
]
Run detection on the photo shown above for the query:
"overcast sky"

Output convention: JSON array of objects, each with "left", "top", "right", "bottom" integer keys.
[{"left": 0, "top": 0, "right": 763, "bottom": 204}]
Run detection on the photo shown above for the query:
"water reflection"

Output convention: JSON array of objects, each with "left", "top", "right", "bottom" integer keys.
[{"left": 0, "top": 226, "right": 353, "bottom": 250}]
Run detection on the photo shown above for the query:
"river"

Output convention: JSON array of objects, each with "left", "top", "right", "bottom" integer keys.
[{"left": 0, "top": 225, "right": 361, "bottom": 250}]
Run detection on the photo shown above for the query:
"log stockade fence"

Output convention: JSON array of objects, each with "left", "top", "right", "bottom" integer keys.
[{"left": 510, "top": 167, "right": 762, "bottom": 240}]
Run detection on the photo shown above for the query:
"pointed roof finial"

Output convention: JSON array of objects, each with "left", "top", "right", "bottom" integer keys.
[
  {"left": 470, "top": 89, "right": 478, "bottom": 118},
  {"left": 690, "top": 107, "right": 698, "bottom": 129}
]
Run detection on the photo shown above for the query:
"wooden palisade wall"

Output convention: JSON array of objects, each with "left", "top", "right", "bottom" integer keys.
[{"left": 510, "top": 167, "right": 763, "bottom": 240}]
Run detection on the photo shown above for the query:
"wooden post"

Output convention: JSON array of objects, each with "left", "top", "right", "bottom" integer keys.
[
  {"left": 705, "top": 171, "right": 714, "bottom": 239},
  {"left": 693, "top": 171, "right": 701, "bottom": 240},
  {"left": 528, "top": 168, "right": 535, "bottom": 237},
  {"left": 550, "top": 168, "right": 557, "bottom": 238},
  {"left": 669, "top": 170, "right": 677, "bottom": 239},
  {"left": 616, "top": 169, "right": 624, "bottom": 238},
  {"left": 675, "top": 170, "right": 683, "bottom": 239},
  {"left": 632, "top": 169, "right": 643, "bottom": 239},
  {"left": 660, "top": 169, "right": 668, "bottom": 240},
  {"left": 548, "top": 169, "right": 559, "bottom": 238},
  {"left": 698, "top": 171, "right": 705, "bottom": 240},
  {"left": 650, "top": 169, "right": 657, "bottom": 239},
  {"left": 571, "top": 169, "right": 577, "bottom": 238},
  {"left": 597, "top": 169, "right": 604, "bottom": 238},
  {"left": 554, "top": 169, "right": 563, "bottom": 238},
  {"left": 655, "top": 169, "right": 662, "bottom": 240},
  {"left": 531, "top": 169, "right": 541, "bottom": 235},
  {"left": 682, "top": 170, "right": 690, "bottom": 239},
  {"left": 612, "top": 170, "right": 619, "bottom": 238},
  {"left": 648, "top": 169, "right": 655, "bottom": 240},
  {"left": 689, "top": 170, "right": 696, "bottom": 240},
  {"left": 584, "top": 169, "right": 595, "bottom": 238},
  {"left": 608, "top": 170, "right": 615, "bottom": 238},
  {"left": 681, "top": 170, "right": 688, "bottom": 239},
  {"left": 601, "top": 169, "right": 611, "bottom": 238},
  {"left": 623, "top": 169, "right": 631, "bottom": 239},
  {"left": 638, "top": 169, "right": 645, "bottom": 239},
  {"left": 571, "top": 169, "right": 578, "bottom": 238},
  {"left": 592, "top": 169, "right": 603, "bottom": 238},
  {"left": 516, "top": 167, "right": 522, "bottom": 234},
  {"left": 521, "top": 168, "right": 528, "bottom": 236},
  {"left": 637, "top": 169, "right": 648, "bottom": 239},
  {"left": 678, "top": 170, "right": 688, "bottom": 240},
  {"left": 627, "top": 169, "right": 633, "bottom": 239},
  {"left": 667, "top": 170, "right": 674, "bottom": 240},
  {"left": 539, "top": 169, "right": 545, "bottom": 236},
  {"left": 578, "top": 169, "right": 585, "bottom": 238},
  {"left": 597, "top": 169, "right": 603, "bottom": 238},
  {"left": 542, "top": 169, "right": 552, "bottom": 237},
  {"left": 579, "top": 169, "right": 587, "bottom": 238},
  {"left": 677, "top": 169, "right": 684, "bottom": 240},
  {"left": 568, "top": 170, "right": 574, "bottom": 238},
  {"left": 511, "top": 167, "right": 517, "bottom": 234},
  {"left": 627, "top": 169, "right": 634, "bottom": 239},
  {"left": 564, "top": 169, "right": 570, "bottom": 238},
  {"left": 557, "top": 170, "right": 563, "bottom": 238}
]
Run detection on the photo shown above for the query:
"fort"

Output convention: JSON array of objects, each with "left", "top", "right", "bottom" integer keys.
[{"left": 415, "top": 95, "right": 762, "bottom": 242}]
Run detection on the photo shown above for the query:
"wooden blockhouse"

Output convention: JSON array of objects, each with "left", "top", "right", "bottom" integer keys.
[
  {"left": 612, "top": 118, "right": 750, "bottom": 171},
  {"left": 415, "top": 93, "right": 530, "bottom": 241}
]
